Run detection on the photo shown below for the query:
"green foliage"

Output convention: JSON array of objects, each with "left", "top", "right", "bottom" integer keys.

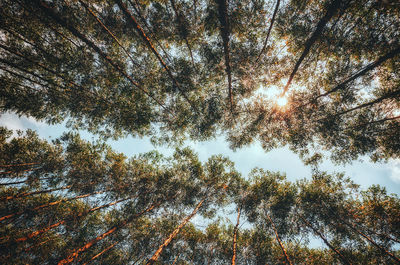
[{"left": 1, "top": 0, "right": 400, "bottom": 263}]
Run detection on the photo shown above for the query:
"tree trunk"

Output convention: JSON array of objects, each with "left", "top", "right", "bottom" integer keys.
[
  {"left": 0, "top": 190, "right": 104, "bottom": 222},
  {"left": 215, "top": 0, "right": 233, "bottom": 112},
  {"left": 169, "top": 0, "right": 196, "bottom": 68},
  {"left": 316, "top": 46, "right": 400, "bottom": 100},
  {"left": 82, "top": 241, "right": 118, "bottom": 265},
  {"left": 0, "top": 162, "right": 38, "bottom": 168},
  {"left": 146, "top": 197, "right": 206, "bottom": 265},
  {"left": 266, "top": 213, "right": 293, "bottom": 265},
  {"left": 340, "top": 217, "right": 400, "bottom": 264},
  {"left": 1, "top": 185, "right": 72, "bottom": 202},
  {"left": 299, "top": 215, "right": 352, "bottom": 265},
  {"left": 255, "top": 0, "right": 280, "bottom": 63},
  {"left": 282, "top": 0, "right": 344, "bottom": 96},
  {"left": 116, "top": 0, "right": 197, "bottom": 113},
  {"left": 58, "top": 201, "right": 160, "bottom": 265},
  {"left": 78, "top": 0, "right": 140, "bottom": 67},
  {"left": 231, "top": 205, "right": 241, "bottom": 265},
  {"left": 34, "top": 0, "right": 170, "bottom": 114},
  {"left": 9, "top": 197, "right": 129, "bottom": 244}
]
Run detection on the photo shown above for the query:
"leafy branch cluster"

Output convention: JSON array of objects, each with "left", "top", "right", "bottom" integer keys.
[{"left": 0, "top": 0, "right": 399, "bottom": 264}]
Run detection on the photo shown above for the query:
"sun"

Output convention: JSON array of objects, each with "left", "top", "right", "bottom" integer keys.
[{"left": 276, "top": 96, "right": 288, "bottom": 107}]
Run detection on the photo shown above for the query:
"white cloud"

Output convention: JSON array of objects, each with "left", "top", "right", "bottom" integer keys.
[
  {"left": 389, "top": 159, "right": 400, "bottom": 183},
  {"left": 0, "top": 112, "right": 46, "bottom": 132}
]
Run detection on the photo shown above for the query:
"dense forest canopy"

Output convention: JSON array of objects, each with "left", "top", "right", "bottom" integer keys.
[{"left": 0, "top": 0, "right": 399, "bottom": 264}]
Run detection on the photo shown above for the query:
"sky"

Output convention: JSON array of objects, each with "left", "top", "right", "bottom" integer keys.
[{"left": 1, "top": 111, "right": 400, "bottom": 196}]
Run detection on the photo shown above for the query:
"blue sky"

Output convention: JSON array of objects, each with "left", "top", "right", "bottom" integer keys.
[{"left": 1, "top": 111, "right": 399, "bottom": 195}]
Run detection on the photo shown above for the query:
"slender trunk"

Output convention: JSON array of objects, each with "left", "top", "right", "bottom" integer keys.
[
  {"left": 322, "top": 89, "right": 400, "bottom": 120},
  {"left": 34, "top": 0, "right": 170, "bottom": 114},
  {"left": 1, "top": 185, "right": 72, "bottom": 202},
  {"left": 322, "top": 202, "right": 400, "bottom": 263},
  {"left": 129, "top": 0, "right": 174, "bottom": 64},
  {"left": 255, "top": 0, "right": 280, "bottom": 63},
  {"left": 78, "top": 0, "right": 140, "bottom": 67},
  {"left": 0, "top": 57, "right": 71, "bottom": 93},
  {"left": 0, "top": 190, "right": 104, "bottom": 222},
  {"left": 346, "top": 209, "right": 400, "bottom": 244},
  {"left": 0, "top": 64, "right": 55, "bottom": 90},
  {"left": 0, "top": 168, "right": 38, "bottom": 175},
  {"left": 346, "top": 115, "right": 400, "bottom": 131},
  {"left": 169, "top": 0, "right": 196, "bottom": 68},
  {"left": 58, "top": 201, "right": 160, "bottom": 265},
  {"left": 340, "top": 217, "right": 400, "bottom": 263},
  {"left": 116, "top": 0, "right": 197, "bottom": 113},
  {"left": 171, "top": 254, "right": 179, "bottom": 265},
  {"left": 0, "top": 162, "right": 38, "bottom": 168},
  {"left": 266, "top": 213, "right": 293, "bottom": 265},
  {"left": 299, "top": 215, "right": 352, "bottom": 265},
  {"left": 215, "top": 0, "right": 233, "bottom": 113},
  {"left": 0, "top": 176, "right": 52, "bottom": 186},
  {"left": 0, "top": 179, "right": 27, "bottom": 186},
  {"left": 9, "top": 197, "right": 130, "bottom": 244},
  {"left": 15, "top": 0, "right": 81, "bottom": 48},
  {"left": 82, "top": 241, "right": 118, "bottom": 265},
  {"left": 315, "top": 46, "right": 400, "bottom": 100},
  {"left": 282, "top": 0, "right": 344, "bottom": 96},
  {"left": 231, "top": 205, "right": 242, "bottom": 265},
  {"left": 146, "top": 197, "right": 206, "bottom": 265}
]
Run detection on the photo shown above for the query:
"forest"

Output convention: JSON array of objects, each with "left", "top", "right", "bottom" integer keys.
[{"left": 0, "top": 0, "right": 399, "bottom": 264}]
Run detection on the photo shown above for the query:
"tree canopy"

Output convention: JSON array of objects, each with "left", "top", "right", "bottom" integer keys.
[{"left": 1, "top": 0, "right": 400, "bottom": 263}]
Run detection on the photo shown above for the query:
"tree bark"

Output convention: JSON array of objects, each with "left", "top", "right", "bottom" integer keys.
[
  {"left": 9, "top": 197, "right": 129, "bottom": 244},
  {"left": 116, "top": 0, "right": 197, "bottom": 113},
  {"left": 255, "top": 0, "right": 280, "bottom": 63},
  {"left": 231, "top": 205, "right": 241, "bottom": 265},
  {"left": 282, "top": 0, "right": 344, "bottom": 96},
  {"left": 169, "top": 0, "right": 196, "bottom": 67},
  {"left": 299, "top": 215, "right": 352, "bottom": 265},
  {"left": 215, "top": 0, "right": 233, "bottom": 112},
  {"left": 146, "top": 197, "right": 206, "bottom": 264},
  {"left": 0, "top": 190, "right": 104, "bottom": 222},
  {"left": 34, "top": 0, "right": 170, "bottom": 114},
  {"left": 1, "top": 185, "right": 72, "bottom": 202},
  {"left": 82, "top": 241, "right": 118, "bottom": 265},
  {"left": 58, "top": 201, "right": 160, "bottom": 265},
  {"left": 266, "top": 213, "right": 293, "bottom": 265},
  {"left": 78, "top": 0, "right": 140, "bottom": 67},
  {"left": 316, "top": 46, "right": 400, "bottom": 100}
]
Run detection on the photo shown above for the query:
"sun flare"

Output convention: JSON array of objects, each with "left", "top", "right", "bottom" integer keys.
[{"left": 276, "top": 96, "right": 288, "bottom": 107}]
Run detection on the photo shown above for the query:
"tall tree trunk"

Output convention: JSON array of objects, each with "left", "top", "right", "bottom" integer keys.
[
  {"left": 266, "top": 213, "right": 293, "bottom": 265},
  {"left": 1, "top": 185, "right": 72, "bottom": 202},
  {"left": 339, "top": 216, "right": 400, "bottom": 263},
  {"left": 255, "top": 0, "right": 280, "bottom": 63},
  {"left": 128, "top": 0, "right": 174, "bottom": 64},
  {"left": 58, "top": 201, "right": 160, "bottom": 265},
  {"left": 231, "top": 205, "right": 241, "bottom": 265},
  {"left": 0, "top": 177, "right": 52, "bottom": 186},
  {"left": 282, "top": 0, "right": 344, "bottom": 96},
  {"left": 146, "top": 197, "right": 206, "bottom": 265},
  {"left": 322, "top": 89, "right": 400, "bottom": 120},
  {"left": 0, "top": 162, "right": 38, "bottom": 168},
  {"left": 9, "top": 197, "right": 129, "bottom": 244},
  {"left": 299, "top": 215, "right": 352, "bottom": 265},
  {"left": 78, "top": 0, "right": 140, "bottom": 67},
  {"left": 169, "top": 0, "right": 196, "bottom": 68},
  {"left": 116, "top": 0, "right": 197, "bottom": 113},
  {"left": 0, "top": 190, "right": 104, "bottom": 222},
  {"left": 82, "top": 241, "right": 118, "bottom": 265},
  {"left": 215, "top": 0, "right": 233, "bottom": 113},
  {"left": 316, "top": 46, "right": 400, "bottom": 100},
  {"left": 34, "top": 0, "right": 170, "bottom": 114}
]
